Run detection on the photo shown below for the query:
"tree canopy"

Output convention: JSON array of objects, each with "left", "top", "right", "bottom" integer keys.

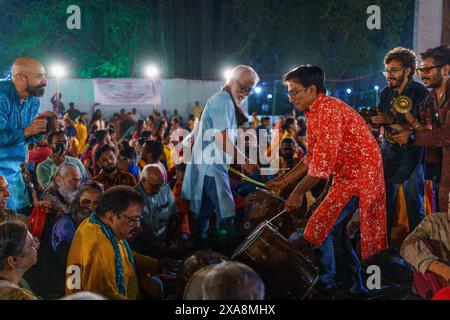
[{"left": 0, "top": 0, "right": 414, "bottom": 80}]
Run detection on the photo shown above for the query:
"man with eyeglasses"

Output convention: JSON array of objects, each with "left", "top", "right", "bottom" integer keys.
[
  {"left": 66, "top": 186, "right": 166, "bottom": 300},
  {"left": 266, "top": 65, "right": 387, "bottom": 296},
  {"left": 25, "top": 163, "right": 82, "bottom": 299},
  {"left": 0, "top": 57, "right": 49, "bottom": 213},
  {"left": 393, "top": 45, "right": 450, "bottom": 213},
  {"left": 39, "top": 182, "right": 104, "bottom": 298},
  {"left": 371, "top": 47, "right": 429, "bottom": 243},
  {"left": 36, "top": 130, "right": 90, "bottom": 190},
  {"left": 131, "top": 165, "right": 179, "bottom": 259},
  {"left": 182, "top": 65, "right": 259, "bottom": 252}
]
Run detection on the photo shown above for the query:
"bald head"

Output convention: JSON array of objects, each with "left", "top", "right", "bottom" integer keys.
[
  {"left": 12, "top": 57, "right": 47, "bottom": 98},
  {"left": 12, "top": 57, "right": 45, "bottom": 76},
  {"left": 140, "top": 165, "right": 164, "bottom": 196}
]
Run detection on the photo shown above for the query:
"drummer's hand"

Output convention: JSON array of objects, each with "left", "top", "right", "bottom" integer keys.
[
  {"left": 284, "top": 192, "right": 304, "bottom": 212},
  {"left": 370, "top": 114, "right": 394, "bottom": 125},
  {"left": 404, "top": 111, "right": 416, "bottom": 125},
  {"left": 266, "top": 177, "right": 286, "bottom": 191},
  {"left": 242, "top": 163, "right": 259, "bottom": 175},
  {"left": 392, "top": 130, "right": 411, "bottom": 145}
]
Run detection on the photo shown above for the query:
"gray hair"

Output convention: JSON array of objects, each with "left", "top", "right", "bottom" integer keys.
[
  {"left": 225, "top": 65, "right": 260, "bottom": 85},
  {"left": 202, "top": 261, "right": 265, "bottom": 300},
  {"left": 54, "top": 163, "right": 80, "bottom": 179},
  {"left": 140, "top": 164, "right": 164, "bottom": 181}
]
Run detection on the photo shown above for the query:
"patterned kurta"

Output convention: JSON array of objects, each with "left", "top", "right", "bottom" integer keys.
[{"left": 302, "top": 94, "right": 388, "bottom": 260}]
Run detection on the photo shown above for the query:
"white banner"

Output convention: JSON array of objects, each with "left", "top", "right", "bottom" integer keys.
[{"left": 93, "top": 78, "right": 163, "bottom": 105}]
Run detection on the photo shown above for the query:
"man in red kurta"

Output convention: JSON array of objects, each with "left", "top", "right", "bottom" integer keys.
[{"left": 267, "top": 65, "right": 387, "bottom": 294}]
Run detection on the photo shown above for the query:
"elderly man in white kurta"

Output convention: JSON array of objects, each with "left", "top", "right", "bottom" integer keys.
[{"left": 182, "top": 65, "right": 259, "bottom": 250}]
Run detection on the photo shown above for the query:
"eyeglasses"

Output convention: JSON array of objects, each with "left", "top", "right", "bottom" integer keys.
[
  {"left": 119, "top": 214, "right": 143, "bottom": 227},
  {"left": 80, "top": 199, "right": 99, "bottom": 207},
  {"left": 287, "top": 88, "right": 307, "bottom": 98},
  {"left": 416, "top": 65, "right": 444, "bottom": 75},
  {"left": 236, "top": 80, "right": 255, "bottom": 95},
  {"left": 383, "top": 67, "right": 406, "bottom": 77}
]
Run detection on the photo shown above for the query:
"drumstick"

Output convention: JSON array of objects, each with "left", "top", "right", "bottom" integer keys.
[
  {"left": 245, "top": 210, "right": 287, "bottom": 239},
  {"left": 228, "top": 166, "right": 266, "bottom": 188}
]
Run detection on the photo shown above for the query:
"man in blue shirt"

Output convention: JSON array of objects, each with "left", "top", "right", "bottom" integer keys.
[
  {"left": 182, "top": 65, "right": 259, "bottom": 252},
  {"left": 371, "top": 48, "right": 429, "bottom": 242},
  {"left": 0, "top": 57, "right": 48, "bottom": 212}
]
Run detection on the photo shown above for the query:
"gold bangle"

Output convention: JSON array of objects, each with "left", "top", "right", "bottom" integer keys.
[{"left": 412, "top": 121, "right": 420, "bottom": 130}]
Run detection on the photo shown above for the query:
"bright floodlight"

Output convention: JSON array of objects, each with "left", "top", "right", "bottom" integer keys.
[
  {"left": 267, "top": 94, "right": 273, "bottom": 99},
  {"left": 255, "top": 86, "right": 262, "bottom": 94},
  {"left": 145, "top": 65, "right": 159, "bottom": 78},
  {"left": 374, "top": 85, "right": 379, "bottom": 91},
  {"left": 50, "top": 64, "right": 66, "bottom": 78},
  {"left": 223, "top": 68, "right": 233, "bottom": 81},
  {"left": 346, "top": 88, "right": 352, "bottom": 94}
]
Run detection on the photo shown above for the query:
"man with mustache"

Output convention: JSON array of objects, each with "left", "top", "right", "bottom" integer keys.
[
  {"left": 0, "top": 57, "right": 49, "bottom": 213},
  {"left": 182, "top": 65, "right": 259, "bottom": 252},
  {"left": 393, "top": 45, "right": 450, "bottom": 213},
  {"left": 36, "top": 130, "right": 90, "bottom": 190},
  {"left": 92, "top": 144, "right": 137, "bottom": 190},
  {"left": 370, "top": 47, "right": 429, "bottom": 243},
  {"left": 48, "top": 182, "right": 104, "bottom": 298},
  {"left": 66, "top": 186, "right": 165, "bottom": 300},
  {"left": 266, "top": 65, "right": 387, "bottom": 296},
  {"left": 26, "top": 163, "right": 81, "bottom": 298}
]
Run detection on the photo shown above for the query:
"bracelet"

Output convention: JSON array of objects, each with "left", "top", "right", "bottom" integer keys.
[{"left": 411, "top": 121, "right": 420, "bottom": 130}]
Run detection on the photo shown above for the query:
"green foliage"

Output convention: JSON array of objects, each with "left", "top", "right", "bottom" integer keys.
[
  {"left": 232, "top": 0, "right": 414, "bottom": 80},
  {"left": 0, "top": 0, "right": 414, "bottom": 79}
]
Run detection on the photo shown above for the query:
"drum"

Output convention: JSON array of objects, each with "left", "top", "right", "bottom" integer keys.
[
  {"left": 242, "top": 188, "right": 308, "bottom": 238},
  {"left": 232, "top": 222, "right": 319, "bottom": 300},
  {"left": 182, "top": 265, "right": 215, "bottom": 300},
  {"left": 176, "top": 250, "right": 228, "bottom": 299},
  {"left": 242, "top": 188, "right": 284, "bottom": 235}
]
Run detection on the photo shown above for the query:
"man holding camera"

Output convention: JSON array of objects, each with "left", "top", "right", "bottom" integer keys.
[
  {"left": 371, "top": 47, "right": 429, "bottom": 243},
  {"left": 0, "top": 57, "right": 49, "bottom": 212},
  {"left": 36, "top": 130, "right": 90, "bottom": 190}
]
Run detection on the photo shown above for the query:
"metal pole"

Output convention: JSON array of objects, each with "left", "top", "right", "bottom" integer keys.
[
  {"left": 56, "top": 77, "right": 60, "bottom": 117},
  {"left": 271, "top": 80, "right": 277, "bottom": 117},
  {"left": 151, "top": 79, "right": 157, "bottom": 113}
]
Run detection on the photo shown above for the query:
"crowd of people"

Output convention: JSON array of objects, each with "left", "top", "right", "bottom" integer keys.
[{"left": 0, "top": 44, "right": 449, "bottom": 300}]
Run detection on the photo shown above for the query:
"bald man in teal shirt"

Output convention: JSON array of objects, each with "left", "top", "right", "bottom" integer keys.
[{"left": 0, "top": 57, "right": 48, "bottom": 211}]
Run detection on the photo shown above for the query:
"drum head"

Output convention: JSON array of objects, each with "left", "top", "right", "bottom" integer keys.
[
  {"left": 232, "top": 222, "right": 281, "bottom": 259},
  {"left": 183, "top": 265, "right": 214, "bottom": 300},
  {"left": 176, "top": 250, "right": 228, "bottom": 298}
]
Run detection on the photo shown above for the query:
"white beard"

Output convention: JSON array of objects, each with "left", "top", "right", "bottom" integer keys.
[{"left": 58, "top": 186, "right": 78, "bottom": 204}]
